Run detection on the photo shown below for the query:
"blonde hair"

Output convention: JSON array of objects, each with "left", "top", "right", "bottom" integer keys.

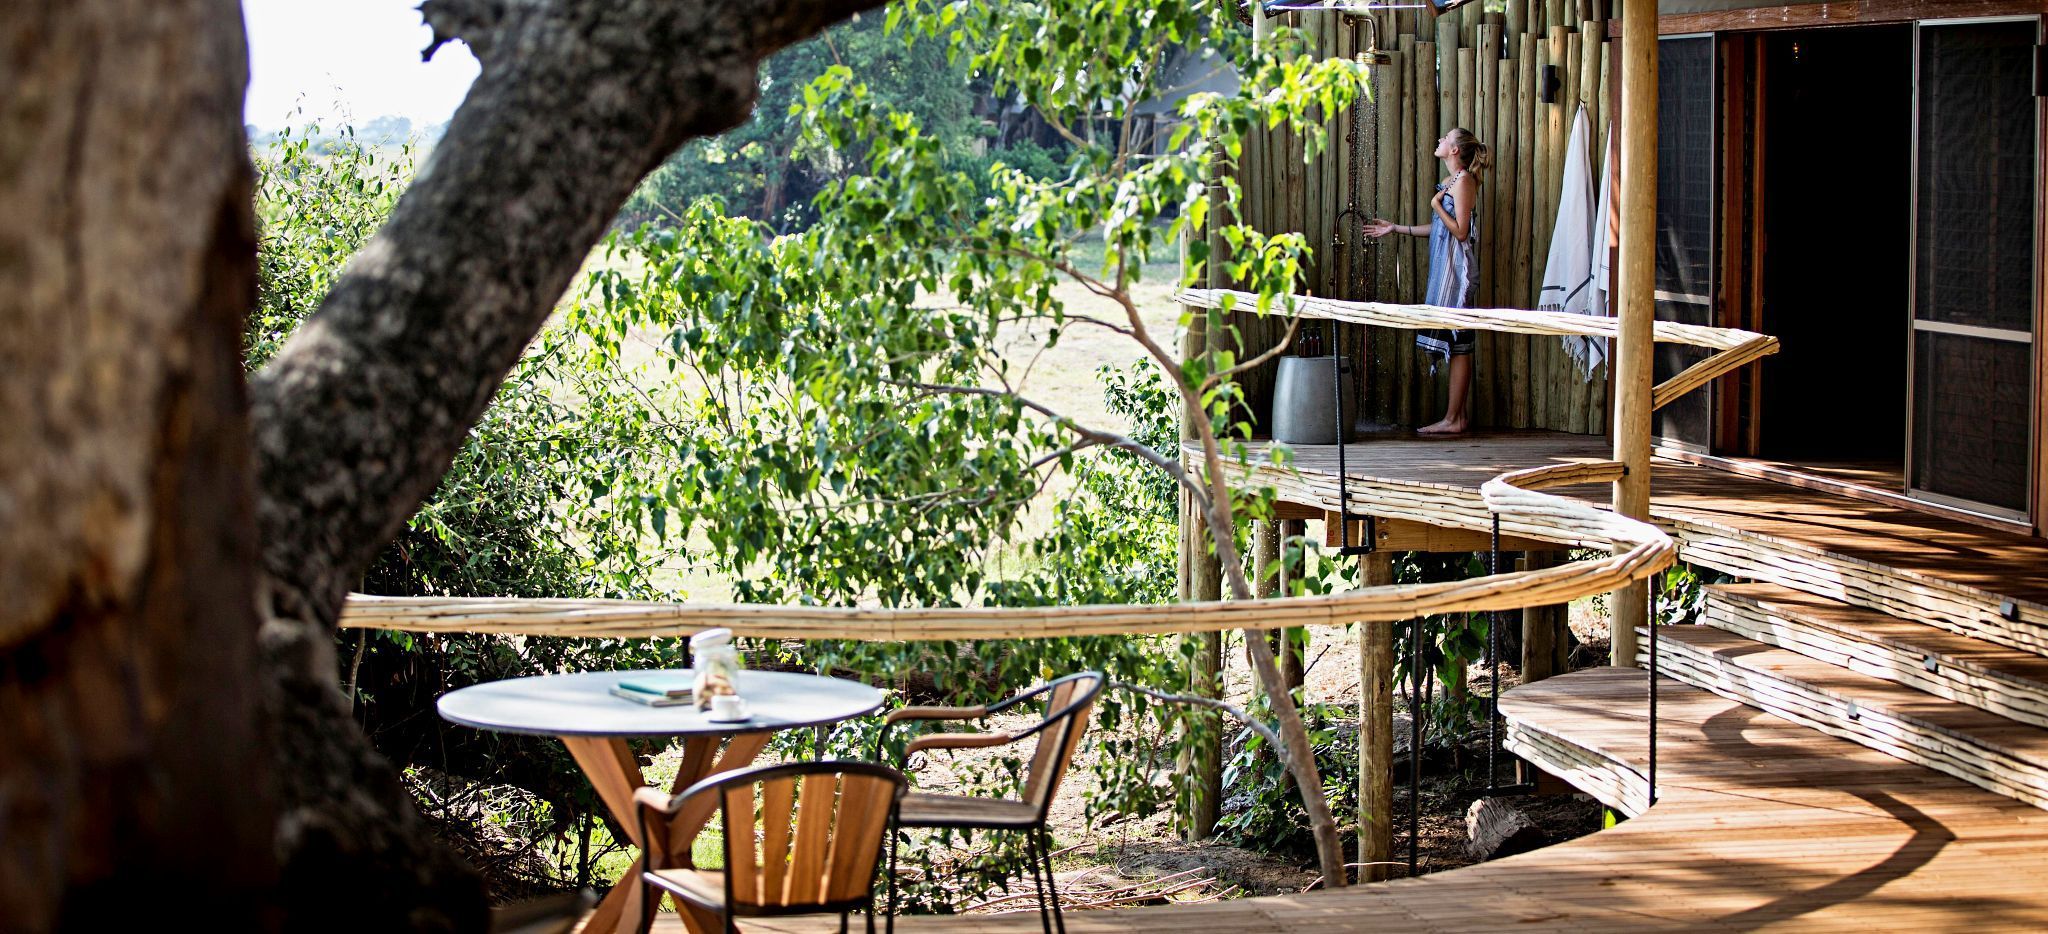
[{"left": 1448, "top": 127, "right": 1491, "bottom": 177}]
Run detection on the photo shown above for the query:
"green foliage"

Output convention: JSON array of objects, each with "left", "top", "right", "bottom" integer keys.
[
  {"left": 620, "top": 12, "right": 996, "bottom": 232},
  {"left": 1216, "top": 697, "right": 1359, "bottom": 855},
  {"left": 986, "top": 365, "right": 1180, "bottom": 607},
  {"left": 250, "top": 123, "right": 411, "bottom": 368},
  {"left": 1392, "top": 552, "right": 1491, "bottom": 744},
  {"left": 1653, "top": 561, "right": 1730, "bottom": 627}
]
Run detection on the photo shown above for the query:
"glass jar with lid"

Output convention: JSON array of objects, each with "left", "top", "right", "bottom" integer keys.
[{"left": 689, "top": 628, "right": 742, "bottom": 711}]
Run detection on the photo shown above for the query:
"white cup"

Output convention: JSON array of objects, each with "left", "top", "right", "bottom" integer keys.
[{"left": 711, "top": 694, "right": 749, "bottom": 721}]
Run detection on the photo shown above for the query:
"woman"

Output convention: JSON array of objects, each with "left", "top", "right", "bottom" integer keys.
[{"left": 1364, "top": 127, "right": 1490, "bottom": 435}]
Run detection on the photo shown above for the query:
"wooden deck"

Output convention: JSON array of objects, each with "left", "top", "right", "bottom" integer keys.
[
  {"left": 652, "top": 669, "right": 2048, "bottom": 932},
  {"left": 1217, "top": 430, "right": 2048, "bottom": 645}
]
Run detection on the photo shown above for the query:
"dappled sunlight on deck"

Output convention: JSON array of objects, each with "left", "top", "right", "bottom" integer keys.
[{"left": 649, "top": 669, "right": 2048, "bottom": 932}]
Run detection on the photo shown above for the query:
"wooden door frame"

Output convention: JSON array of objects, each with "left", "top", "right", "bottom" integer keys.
[
  {"left": 1650, "top": 0, "right": 2048, "bottom": 36},
  {"left": 1713, "top": 32, "right": 1765, "bottom": 457},
  {"left": 2035, "top": 69, "right": 2047, "bottom": 534}
]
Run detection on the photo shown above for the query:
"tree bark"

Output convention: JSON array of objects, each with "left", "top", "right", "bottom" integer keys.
[
  {"left": 1464, "top": 796, "right": 1545, "bottom": 861},
  {"left": 241, "top": 0, "right": 886, "bottom": 926},
  {"left": 0, "top": 1, "right": 273, "bottom": 928}
]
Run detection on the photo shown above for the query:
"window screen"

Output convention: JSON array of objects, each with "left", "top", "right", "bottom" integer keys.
[{"left": 1655, "top": 36, "right": 1717, "bottom": 450}]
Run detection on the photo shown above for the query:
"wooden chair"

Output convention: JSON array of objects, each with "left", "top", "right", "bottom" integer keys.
[
  {"left": 633, "top": 760, "right": 907, "bottom": 934},
  {"left": 875, "top": 671, "right": 1104, "bottom": 934}
]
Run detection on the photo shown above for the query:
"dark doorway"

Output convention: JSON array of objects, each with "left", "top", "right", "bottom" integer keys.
[{"left": 1756, "top": 26, "right": 1913, "bottom": 470}]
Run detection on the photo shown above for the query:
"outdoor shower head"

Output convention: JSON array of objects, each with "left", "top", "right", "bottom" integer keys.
[{"left": 1255, "top": 1, "right": 1400, "bottom": 63}]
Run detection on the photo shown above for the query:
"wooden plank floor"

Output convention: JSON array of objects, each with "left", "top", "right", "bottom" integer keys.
[
  {"left": 1216, "top": 432, "right": 2048, "bottom": 642},
  {"left": 1645, "top": 462, "right": 2048, "bottom": 607},
  {"left": 1233, "top": 432, "right": 2048, "bottom": 603},
  {"left": 634, "top": 435, "right": 2048, "bottom": 931},
  {"left": 653, "top": 669, "right": 2048, "bottom": 931}
]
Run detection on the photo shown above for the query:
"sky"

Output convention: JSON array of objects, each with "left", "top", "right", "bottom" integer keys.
[{"left": 242, "top": 0, "right": 479, "bottom": 131}]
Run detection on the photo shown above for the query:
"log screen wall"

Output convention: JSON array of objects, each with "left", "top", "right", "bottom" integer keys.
[{"left": 1229, "top": 0, "right": 1618, "bottom": 436}]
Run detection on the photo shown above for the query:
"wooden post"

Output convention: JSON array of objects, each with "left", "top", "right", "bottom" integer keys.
[
  {"left": 1177, "top": 510, "right": 1224, "bottom": 841},
  {"left": 1374, "top": 47, "right": 1407, "bottom": 421},
  {"left": 1358, "top": 551, "right": 1396, "bottom": 883},
  {"left": 1476, "top": 27, "right": 1501, "bottom": 425},
  {"left": 1255, "top": 519, "right": 1306, "bottom": 696},
  {"left": 1572, "top": 21, "right": 1604, "bottom": 435},
  {"left": 1490, "top": 29, "right": 1516, "bottom": 421},
  {"left": 1175, "top": 155, "right": 1229, "bottom": 842},
  {"left": 1374, "top": 47, "right": 1406, "bottom": 421},
  {"left": 1511, "top": 38, "right": 1537, "bottom": 426},
  {"left": 1281, "top": 518, "right": 1308, "bottom": 692},
  {"left": 1406, "top": 39, "right": 1435, "bottom": 424},
  {"left": 1519, "top": 551, "right": 1569, "bottom": 682},
  {"left": 1611, "top": 0, "right": 1656, "bottom": 669}
]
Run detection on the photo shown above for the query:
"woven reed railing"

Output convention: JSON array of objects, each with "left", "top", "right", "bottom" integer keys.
[
  {"left": 342, "top": 459, "right": 1672, "bottom": 640},
  {"left": 1175, "top": 288, "right": 1779, "bottom": 412}
]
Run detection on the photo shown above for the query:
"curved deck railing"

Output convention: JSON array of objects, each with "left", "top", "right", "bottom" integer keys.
[
  {"left": 1175, "top": 288, "right": 1780, "bottom": 412},
  {"left": 342, "top": 460, "right": 1667, "bottom": 639}
]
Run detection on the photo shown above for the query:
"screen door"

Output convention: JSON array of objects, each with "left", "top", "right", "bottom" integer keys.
[
  {"left": 1655, "top": 35, "right": 1718, "bottom": 452},
  {"left": 1908, "top": 17, "right": 2039, "bottom": 519}
]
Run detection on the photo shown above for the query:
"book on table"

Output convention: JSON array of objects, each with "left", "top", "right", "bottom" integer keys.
[
  {"left": 612, "top": 673, "right": 696, "bottom": 707},
  {"left": 609, "top": 685, "right": 694, "bottom": 707}
]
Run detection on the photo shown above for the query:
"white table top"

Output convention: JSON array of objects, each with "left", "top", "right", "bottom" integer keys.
[{"left": 436, "top": 668, "right": 885, "bottom": 738}]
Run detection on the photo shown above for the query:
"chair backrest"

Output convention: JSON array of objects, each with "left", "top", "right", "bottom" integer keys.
[
  {"left": 1021, "top": 672, "right": 1104, "bottom": 814},
  {"left": 713, "top": 761, "right": 906, "bottom": 911}
]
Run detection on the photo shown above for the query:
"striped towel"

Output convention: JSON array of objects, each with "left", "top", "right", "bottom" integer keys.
[{"left": 1538, "top": 106, "right": 1609, "bottom": 379}]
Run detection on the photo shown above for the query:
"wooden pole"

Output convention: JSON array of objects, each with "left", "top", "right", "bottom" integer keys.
[
  {"left": 1436, "top": 19, "right": 1459, "bottom": 136},
  {"left": 1490, "top": 29, "right": 1516, "bottom": 421},
  {"left": 1511, "top": 38, "right": 1537, "bottom": 427},
  {"left": 1559, "top": 28, "right": 1585, "bottom": 433},
  {"left": 1358, "top": 551, "right": 1396, "bottom": 883},
  {"left": 1281, "top": 518, "right": 1308, "bottom": 691},
  {"left": 1611, "top": 0, "right": 1656, "bottom": 669},
  {"left": 1406, "top": 39, "right": 1435, "bottom": 425},
  {"left": 1176, "top": 153, "right": 1229, "bottom": 842},
  {"left": 1476, "top": 27, "right": 1501, "bottom": 426},
  {"left": 1256, "top": 518, "right": 1285, "bottom": 691},
  {"left": 1455, "top": 46, "right": 1481, "bottom": 426},
  {"left": 1374, "top": 47, "right": 1406, "bottom": 422},
  {"left": 1519, "top": 550, "right": 1569, "bottom": 682},
  {"left": 1573, "top": 21, "right": 1604, "bottom": 435},
  {"left": 1529, "top": 35, "right": 1552, "bottom": 429}
]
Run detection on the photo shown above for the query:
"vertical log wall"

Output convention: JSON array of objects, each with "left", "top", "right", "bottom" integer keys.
[{"left": 1234, "top": 1, "right": 1614, "bottom": 435}]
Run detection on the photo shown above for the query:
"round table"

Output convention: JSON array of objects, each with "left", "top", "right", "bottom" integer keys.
[{"left": 438, "top": 669, "right": 884, "bottom": 933}]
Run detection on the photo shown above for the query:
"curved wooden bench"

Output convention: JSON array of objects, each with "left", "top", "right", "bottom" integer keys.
[{"left": 732, "top": 668, "right": 2048, "bottom": 932}]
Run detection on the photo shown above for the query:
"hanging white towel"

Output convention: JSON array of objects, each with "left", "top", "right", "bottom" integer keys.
[
  {"left": 1588, "top": 120, "right": 1615, "bottom": 366},
  {"left": 1537, "top": 106, "right": 1606, "bottom": 378}
]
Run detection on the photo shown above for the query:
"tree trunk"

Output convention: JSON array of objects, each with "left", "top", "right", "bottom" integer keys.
[{"left": 0, "top": 1, "right": 273, "bottom": 928}]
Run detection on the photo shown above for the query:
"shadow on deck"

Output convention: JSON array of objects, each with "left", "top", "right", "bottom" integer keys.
[{"left": 645, "top": 669, "right": 2048, "bottom": 932}]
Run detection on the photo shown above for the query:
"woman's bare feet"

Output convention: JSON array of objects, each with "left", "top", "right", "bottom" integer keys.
[{"left": 1417, "top": 417, "right": 1468, "bottom": 435}]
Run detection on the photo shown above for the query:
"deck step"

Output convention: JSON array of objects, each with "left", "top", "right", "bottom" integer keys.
[
  {"left": 1704, "top": 583, "right": 2048, "bottom": 730},
  {"left": 1649, "top": 625, "right": 2048, "bottom": 810}
]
